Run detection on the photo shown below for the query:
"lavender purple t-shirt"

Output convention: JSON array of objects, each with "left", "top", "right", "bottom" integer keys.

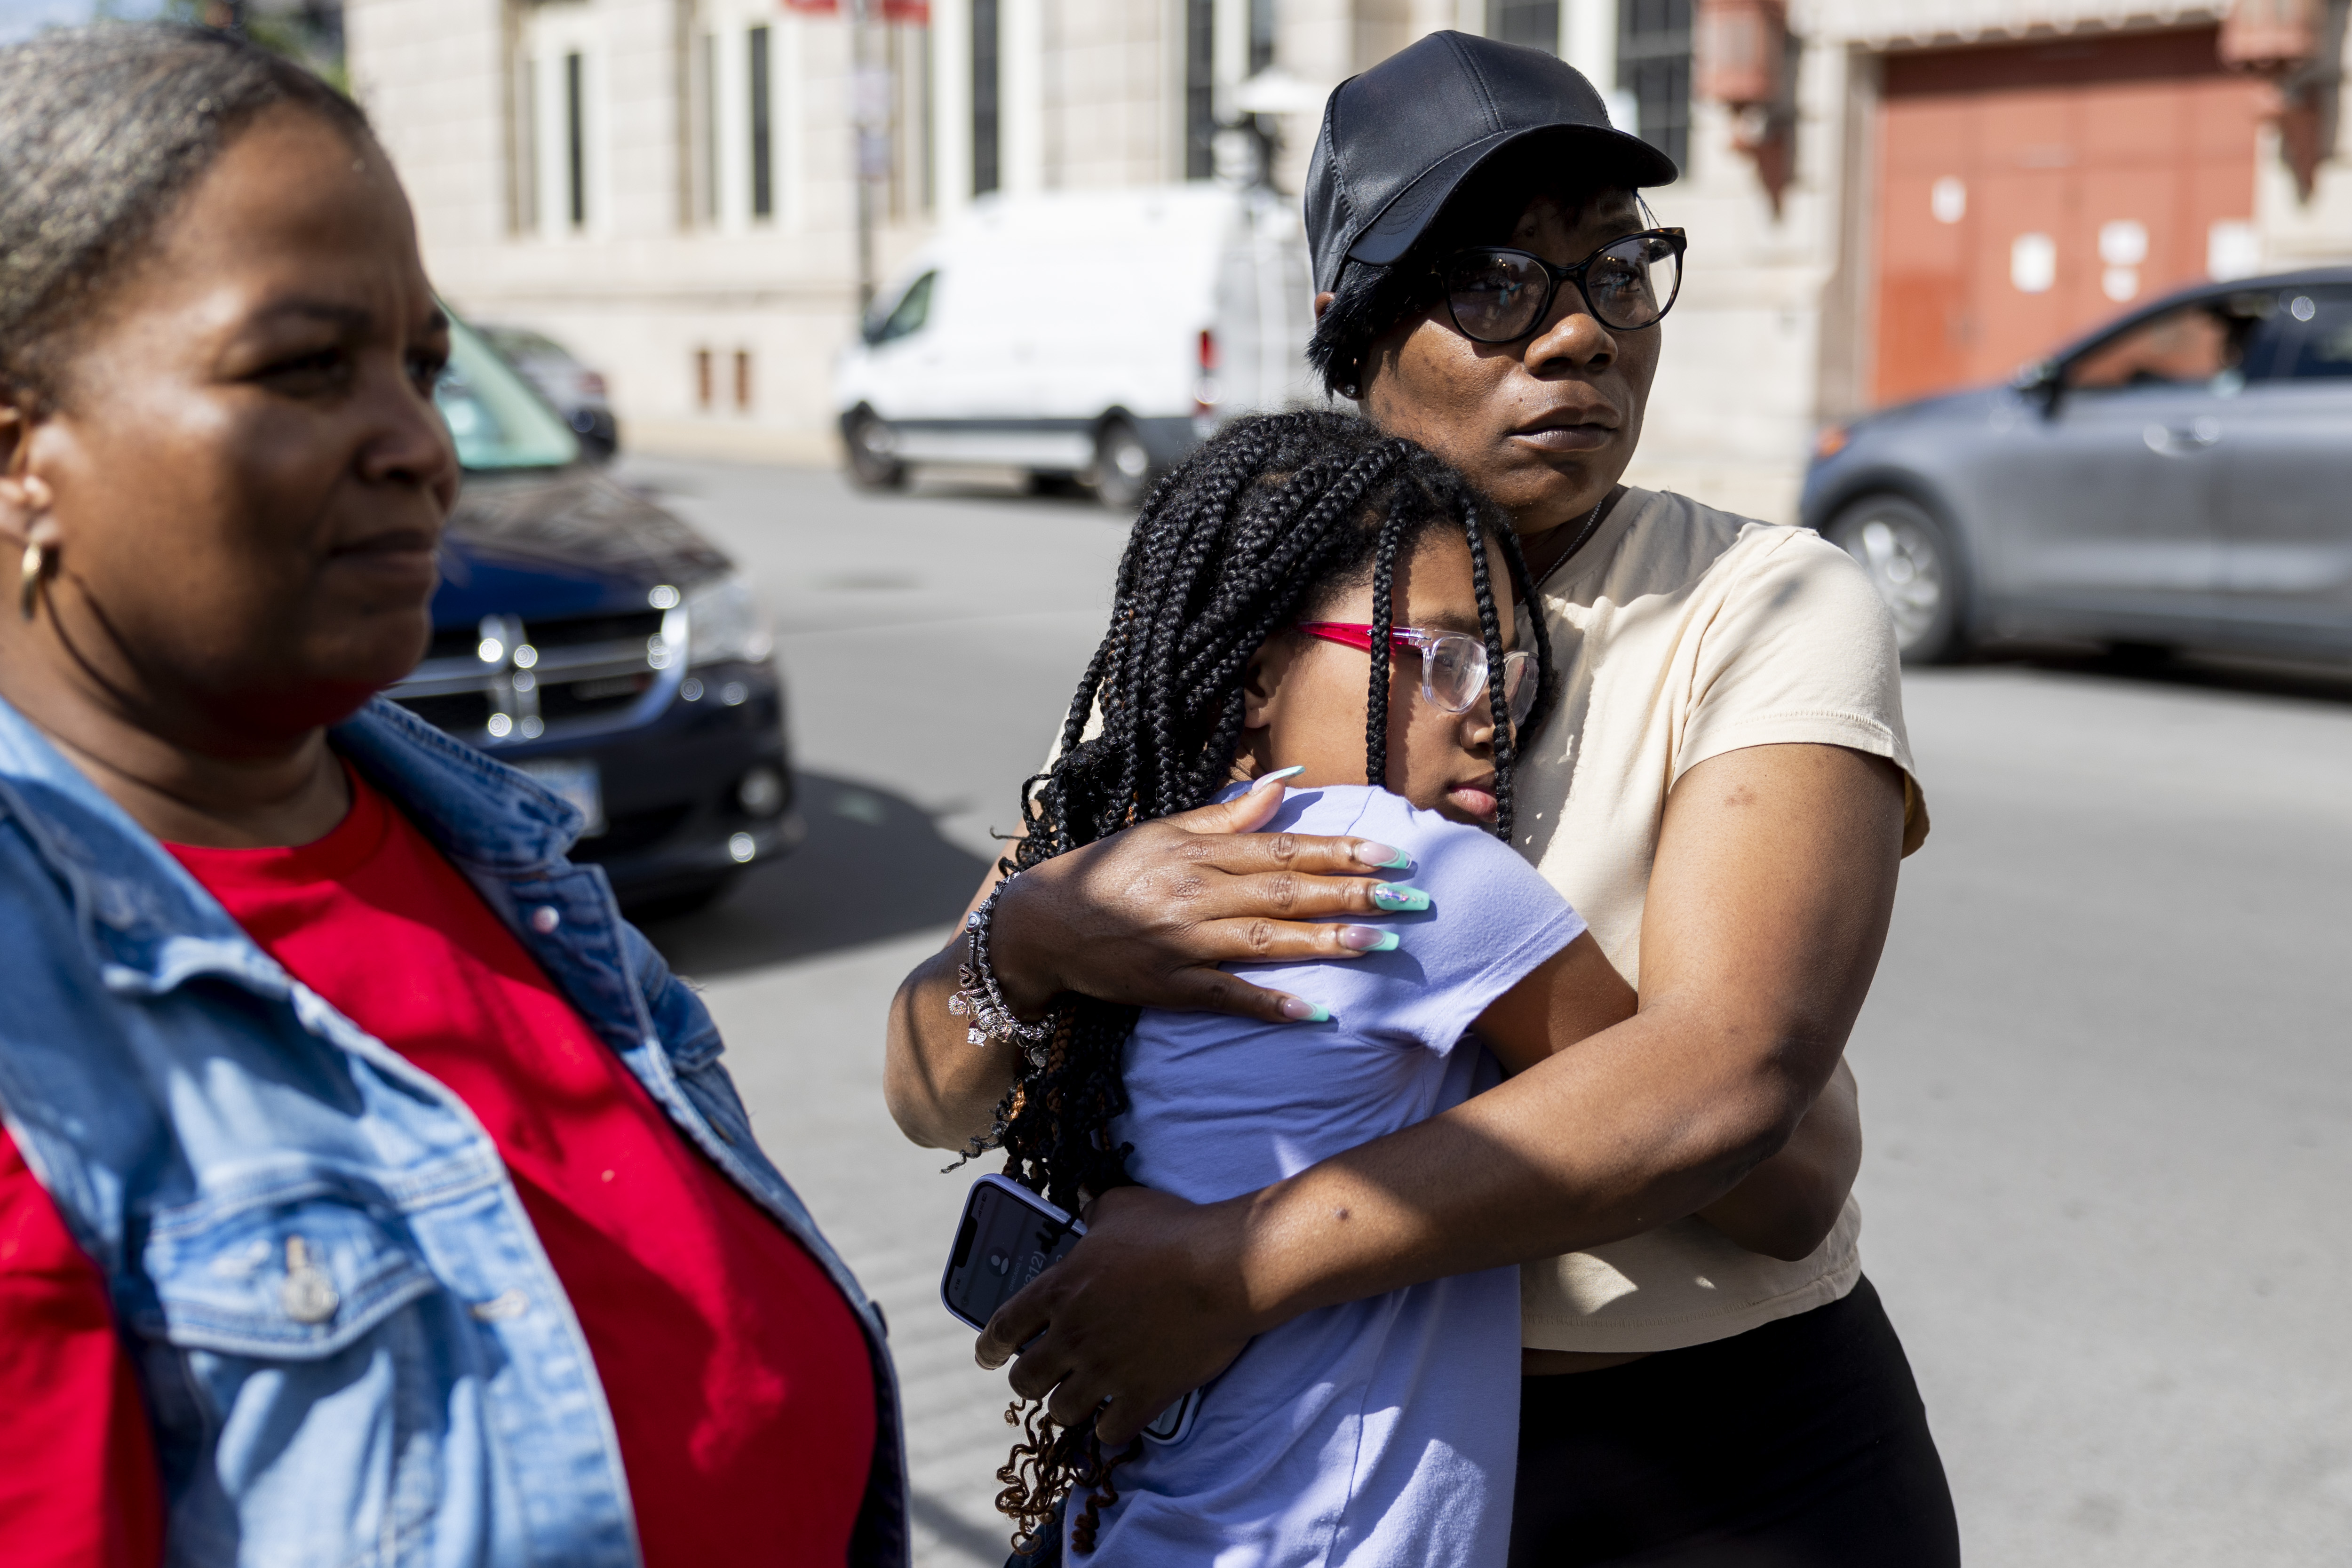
[{"left": 1087, "top": 783, "right": 1588, "bottom": 1568}]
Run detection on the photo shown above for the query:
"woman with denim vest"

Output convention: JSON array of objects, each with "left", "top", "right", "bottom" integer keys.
[{"left": 0, "top": 26, "right": 904, "bottom": 1565}]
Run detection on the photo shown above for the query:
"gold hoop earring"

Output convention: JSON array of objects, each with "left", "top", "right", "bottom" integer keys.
[{"left": 18, "top": 540, "right": 47, "bottom": 621}]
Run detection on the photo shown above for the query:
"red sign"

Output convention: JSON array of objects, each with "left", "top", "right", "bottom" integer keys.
[
  {"left": 1695, "top": 0, "right": 1785, "bottom": 108},
  {"left": 780, "top": 0, "right": 931, "bottom": 18},
  {"left": 2220, "top": 0, "right": 2320, "bottom": 70}
]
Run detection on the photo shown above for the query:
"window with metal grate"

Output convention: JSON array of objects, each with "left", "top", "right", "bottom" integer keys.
[
  {"left": 1184, "top": 0, "right": 1216, "bottom": 180},
  {"left": 1490, "top": 1, "right": 1560, "bottom": 53},
  {"left": 1618, "top": 0, "right": 1692, "bottom": 173},
  {"left": 972, "top": 0, "right": 1001, "bottom": 196}
]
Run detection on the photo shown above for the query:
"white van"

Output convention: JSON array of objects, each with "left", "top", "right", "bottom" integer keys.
[{"left": 834, "top": 184, "right": 1319, "bottom": 506}]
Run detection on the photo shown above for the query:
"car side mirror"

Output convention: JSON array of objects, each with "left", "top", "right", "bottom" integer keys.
[{"left": 2013, "top": 358, "right": 2064, "bottom": 416}]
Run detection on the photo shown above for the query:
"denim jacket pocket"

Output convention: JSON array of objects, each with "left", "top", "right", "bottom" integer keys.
[
  {"left": 137, "top": 1177, "right": 442, "bottom": 1359},
  {"left": 131, "top": 1176, "right": 475, "bottom": 1562}
]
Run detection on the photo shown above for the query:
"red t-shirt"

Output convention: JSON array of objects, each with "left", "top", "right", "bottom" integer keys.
[
  {"left": 135, "top": 768, "right": 873, "bottom": 1562},
  {"left": 0, "top": 1129, "right": 166, "bottom": 1568}
]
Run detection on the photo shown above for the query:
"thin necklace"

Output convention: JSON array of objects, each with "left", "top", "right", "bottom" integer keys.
[{"left": 1528, "top": 491, "right": 1613, "bottom": 587}]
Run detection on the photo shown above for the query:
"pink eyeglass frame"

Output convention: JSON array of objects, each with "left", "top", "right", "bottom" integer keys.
[{"left": 1293, "top": 621, "right": 1537, "bottom": 727}]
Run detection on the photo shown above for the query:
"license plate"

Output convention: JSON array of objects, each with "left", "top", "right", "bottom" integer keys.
[{"left": 518, "top": 758, "right": 605, "bottom": 836}]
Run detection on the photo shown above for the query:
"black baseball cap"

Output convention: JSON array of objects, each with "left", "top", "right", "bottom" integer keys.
[{"left": 1304, "top": 30, "right": 1680, "bottom": 294}]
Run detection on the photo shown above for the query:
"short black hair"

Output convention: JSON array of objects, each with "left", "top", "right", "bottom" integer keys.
[
  {"left": 1307, "top": 140, "right": 1637, "bottom": 397},
  {"left": 0, "top": 24, "right": 372, "bottom": 411}
]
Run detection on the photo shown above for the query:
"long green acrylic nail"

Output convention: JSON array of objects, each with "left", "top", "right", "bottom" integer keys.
[{"left": 1369, "top": 883, "right": 1430, "bottom": 912}]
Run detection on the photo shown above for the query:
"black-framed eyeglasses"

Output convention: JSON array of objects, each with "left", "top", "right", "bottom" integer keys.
[{"left": 1435, "top": 228, "right": 1688, "bottom": 342}]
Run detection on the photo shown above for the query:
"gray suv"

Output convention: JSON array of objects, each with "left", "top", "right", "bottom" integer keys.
[{"left": 1802, "top": 268, "right": 2352, "bottom": 663}]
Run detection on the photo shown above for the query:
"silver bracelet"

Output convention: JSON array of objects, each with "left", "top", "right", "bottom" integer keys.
[{"left": 950, "top": 876, "right": 1061, "bottom": 1050}]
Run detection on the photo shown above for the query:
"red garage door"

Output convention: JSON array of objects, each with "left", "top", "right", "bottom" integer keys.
[{"left": 1873, "top": 27, "right": 2268, "bottom": 406}]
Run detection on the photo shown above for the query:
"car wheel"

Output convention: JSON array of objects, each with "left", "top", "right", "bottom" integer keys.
[
  {"left": 1828, "top": 494, "right": 1967, "bottom": 664},
  {"left": 844, "top": 410, "right": 908, "bottom": 491},
  {"left": 1092, "top": 418, "right": 1154, "bottom": 510}
]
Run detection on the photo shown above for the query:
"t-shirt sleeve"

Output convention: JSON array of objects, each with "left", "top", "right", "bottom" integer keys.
[
  {"left": 0, "top": 1131, "right": 166, "bottom": 1568},
  {"left": 1347, "top": 794, "right": 1589, "bottom": 1055},
  {"left": 1677, "top": 529, "right": 1931, "bottom": 856}
]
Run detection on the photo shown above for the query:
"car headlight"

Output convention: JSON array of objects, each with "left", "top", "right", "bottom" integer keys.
[{"left": 685, "top": 573, "right": 774, "bottom": 667}]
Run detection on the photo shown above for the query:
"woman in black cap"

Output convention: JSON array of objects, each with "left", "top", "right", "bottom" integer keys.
[{"left": 887, "top": 31, "right": 1957, "bottom": 1566}]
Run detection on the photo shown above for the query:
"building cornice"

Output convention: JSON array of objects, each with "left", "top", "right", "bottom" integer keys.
[{"left": 1795, "top": 0, "right": 2229, "bottom": 49}]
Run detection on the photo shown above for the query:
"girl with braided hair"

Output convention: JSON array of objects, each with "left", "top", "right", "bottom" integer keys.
[{"left": 976, "top": 410, "right": 1638, "bottom": 1565}]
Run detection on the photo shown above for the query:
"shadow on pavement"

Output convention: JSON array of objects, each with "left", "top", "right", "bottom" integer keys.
[
  {"left": 637, "top": 771, "right": 993, "bottom": 979},
  {"left": 899, "top": 472, "right": 1130, "bottom": 513},
  {"left": 1971, "top": 640, "right": 2352, "bottom": 706},
  {"left": 910, "top": 1490, "right": 1013, "bottom": 1565}
]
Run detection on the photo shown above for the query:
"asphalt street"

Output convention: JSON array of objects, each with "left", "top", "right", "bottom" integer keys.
[{"left": 617, "top": 454, "right": 2352, "bottom": 1568}]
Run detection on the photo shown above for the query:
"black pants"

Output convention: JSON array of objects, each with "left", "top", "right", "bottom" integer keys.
[{"left": 1510, "top": 1277, "right": 1960, "bottom": 1567}]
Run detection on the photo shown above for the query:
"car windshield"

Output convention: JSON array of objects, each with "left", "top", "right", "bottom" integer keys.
[
  {"left": 480, "top": 326, "right": 569, "bottom": 361},
  {"left": 435, "top": 315, "right": 581, "bottom": 470},
  {"left": 863, "top": 270, "right": 935, "bottom": 345}
]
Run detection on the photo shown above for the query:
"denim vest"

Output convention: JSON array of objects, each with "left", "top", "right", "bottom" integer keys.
[{"left": 0, "top": 694, "right": 907, "bottom": 1567}]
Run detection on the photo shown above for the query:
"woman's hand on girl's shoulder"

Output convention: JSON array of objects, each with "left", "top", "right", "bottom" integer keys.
[
  {"left": 884, "top": 779, "right": 1414, "bottom": 1151},
  {"left": 986, "top": 779, "right": 1420, "bottom": 1024}
]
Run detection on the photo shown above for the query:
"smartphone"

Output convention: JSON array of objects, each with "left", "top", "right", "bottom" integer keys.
[
  {"left": 939, "top": 1174, "right": 1205, "bottom": 1446},
  {"left": 940, "top": 1173, "right": 1086, "bottom": 1333}
]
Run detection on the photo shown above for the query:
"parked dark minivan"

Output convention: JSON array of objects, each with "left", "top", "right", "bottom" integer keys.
[
  {"left": 390, "top": 316, "right": 799, "bottom": 912},
  {"left": 1803, "top": 268, "right": 2352, "bottom": 664}
]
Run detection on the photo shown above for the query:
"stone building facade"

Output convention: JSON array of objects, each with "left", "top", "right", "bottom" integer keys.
[{"left": 347, "top": 0, "right": 2352, "bottom": 516}]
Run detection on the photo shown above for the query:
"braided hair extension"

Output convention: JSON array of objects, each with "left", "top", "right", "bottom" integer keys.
[
  {"left": 975, "top": 411, "right": 1558, "bottom": 1556},
  {"left": 1356, "top": 478, "right": 1548, "bottom": 844},
  {"left": 1360, "top": 505, "right": 1404, "bottom": 806},
  {"left": 1462, "top": 505, "right": 1534, "bottom": 842}
]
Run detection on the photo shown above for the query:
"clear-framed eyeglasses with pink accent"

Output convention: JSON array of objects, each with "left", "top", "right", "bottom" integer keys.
[{"left": 1294, "top": 621, "right": 1539, "bottom": 728}]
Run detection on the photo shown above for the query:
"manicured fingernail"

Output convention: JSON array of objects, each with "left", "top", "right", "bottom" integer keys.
[
  {"left": 1278, "top": 996, "right": 1331, "bottom": 1022},
  {"left": 1251, "top": 765, "right": 1306, "bottom": 792},
  {"left": 1369, "top": 883, "right": 1429, "bottom": 912},
  {"left": 1338, "top": 925, "right": 1399, "bottom": 952},
  {"left": 1353, "top": 841, "right": 1411, "bottom": 869}
]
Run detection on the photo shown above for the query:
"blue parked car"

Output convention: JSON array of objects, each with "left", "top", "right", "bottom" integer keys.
[{"left": 388, "top": 315, "right": 800, "bottom": 914}]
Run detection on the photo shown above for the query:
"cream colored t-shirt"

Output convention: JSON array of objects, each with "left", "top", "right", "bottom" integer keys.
[
  {"left": 1511, "top": 486, "right": 1928, "bottom": 1353},
  {"left": 1038, "top": 484, "right": 1926, "bottom": 1353}
]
